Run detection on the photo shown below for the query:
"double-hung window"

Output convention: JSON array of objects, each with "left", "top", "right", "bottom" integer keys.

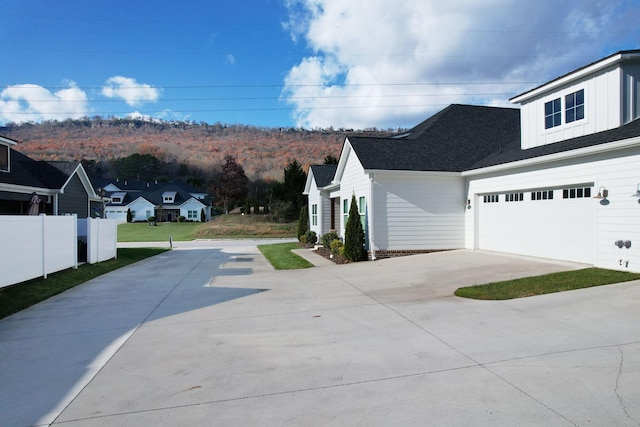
[
  {"left": 343, "top": 199, "right": 349, "bottom": 230},
  {"left": 311, "top": 204, "right": 318, "bottom": 226}
]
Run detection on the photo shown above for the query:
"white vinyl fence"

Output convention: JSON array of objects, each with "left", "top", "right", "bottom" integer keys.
[
  {"left": 78, "top": 218, "right": 118, "bottom": 264},
  {"left": 0, "top": 215, "right": 117, "bottom": 289}
]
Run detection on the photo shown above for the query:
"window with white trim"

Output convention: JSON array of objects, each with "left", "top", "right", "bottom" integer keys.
[
  {"left": 358, "top": 196, "right": 366, "bottom": 229},
  {"left": 187, "top": 210, "right": 198, "bottom": 219},
  {"left": 565, "top": 89, "right": 584, "bottom": 123},
  {"left": 343, "top": 199, "right": 349, "bottom": 228},
  {"left": 0, "top": 144, "right": 8, "bottom": 172},
  {"left": 545, "top": 98, "right": 562, "bottom": 129},
  {"left": 311, "top": 204, "right": 318, "bottom": 226}
]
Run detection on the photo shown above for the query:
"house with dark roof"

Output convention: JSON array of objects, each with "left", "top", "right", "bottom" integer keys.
[
  {"left": 0, "top": 136, "right": 102, "bottom": 217},
  {"left": 94, "top": 178, "right": 212, "bottom": 222},
  {"left": 307, "top": 49, "right": 640, "bottom": 271},
  {"left": 303, "top": 164, "right": 337, "bottom": 236}
]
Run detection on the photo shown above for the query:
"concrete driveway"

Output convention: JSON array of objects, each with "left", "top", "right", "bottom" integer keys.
[{"left": 1, "top": 241, "right": 640, "bottom": 426}]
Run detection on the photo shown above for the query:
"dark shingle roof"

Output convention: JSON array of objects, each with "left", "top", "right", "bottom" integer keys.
[
  {"left": 347, "top": 105, "right": 520, "bottom": 172},
  {"left": 309, "top": 164, "right": 337, "bottom": 187},
  {"left": 470, "top": 117, "right": 640, "bottom": 170},
  {"left": 0, "top": 149, "right": 71, "bottom": 189}
]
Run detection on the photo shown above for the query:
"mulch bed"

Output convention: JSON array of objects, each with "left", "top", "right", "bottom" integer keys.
[{"left": 311, "top": 246, "right": 351, "bottom": 264}]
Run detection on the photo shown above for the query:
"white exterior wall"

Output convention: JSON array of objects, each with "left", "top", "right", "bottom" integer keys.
[
  {"left": 306, "top": 176, "right": 323, "bottom": 237},
  {"left": 465, "top": 145, "right": 640, "bottom": 271},
  {"left": 180, "top": 199, "right": 206, "bottom": 221},
  {"left": 520, "top": 65, "right": 621, "bottom": 149},
  {"left": 104, "top": 206, "right": 128, "bottom": 222},
  {"left": 337, "top": 149, "right": 370, "bottom": 239},
  {"left": 129, "top": 198, "right": 155, "bottom": 222},
  {"left": 372, "top": 173, "right": 465, "bottom": 250}
]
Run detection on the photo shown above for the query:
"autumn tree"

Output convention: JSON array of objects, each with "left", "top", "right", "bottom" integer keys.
[
  {"left": 213, "top": 154, "right": 248, "bottom": 214},
  {"left": 111, "top": 153, "right": 161, "bottom": 181}
]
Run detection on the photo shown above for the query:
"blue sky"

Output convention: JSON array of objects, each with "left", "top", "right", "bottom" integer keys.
[{"left": 2, "top": 1, "right": 640, "bottom": 130}]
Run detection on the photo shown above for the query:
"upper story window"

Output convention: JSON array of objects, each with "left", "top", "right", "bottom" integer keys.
[
  {"left": 544, "top": 98, "right": 562, "bottom": 129},
  {"left": 565, "top": 89, "right": 584, "bottom": 123},
  {"left": 0, "top": 144, "right": 8, "bottom": 172}
]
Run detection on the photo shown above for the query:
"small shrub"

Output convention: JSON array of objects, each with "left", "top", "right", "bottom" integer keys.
[
  {"left": 321, "top": 231, "right": 340, "bottom": 248},
  {"left": 305, "top": 230, "right": 317, "bottom": 244},
  {"left": 147, "top": 216, "right": 156, "bottom": 222},
  {"left": 297, "top": 206, "right": 309, "bottom": 242},
  {"left": 330, "top": 239, "right": 343, "bottom": 255},
  {"left": 299, "top": 234, "right": 308, "bottom": 244},
  {"left": 177, "top": 215, "right": 186, "bottom": 223}
]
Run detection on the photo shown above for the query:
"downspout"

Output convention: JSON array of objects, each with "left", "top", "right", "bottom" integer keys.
[{"left": 368, "top": 174, "right": 376, "bottom": 260}]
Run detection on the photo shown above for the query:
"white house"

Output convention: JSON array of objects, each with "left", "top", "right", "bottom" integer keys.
[
  {"left": 307, "top": 49, "right": 640, "bottom": 272},
  {"left": 96, "top": 179, "right": 212, "bottom": 222},
  {"left": 303, "top": 164, "right": 337, "bottom": 237}
]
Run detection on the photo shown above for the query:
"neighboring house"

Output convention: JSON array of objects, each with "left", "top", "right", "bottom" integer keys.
[
  {"left": 92, "top": 178, "right": 212, "bottom": 222},
  {"left": 0, "top": 136, "right": 102, "bottom": 217},
  {"left": 303, "top": 164, "right": 337, "bottom": 237},
  {"left": 307, "top": 49, "right": 640, "bottom": 272}
]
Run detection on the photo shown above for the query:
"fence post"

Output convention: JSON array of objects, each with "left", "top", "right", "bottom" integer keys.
[
  {"left": 41, "top": 214, "right": 47, "bottom": 279},
  {"left": 73, "top": 214, "right": 78, "bottom": 269}
]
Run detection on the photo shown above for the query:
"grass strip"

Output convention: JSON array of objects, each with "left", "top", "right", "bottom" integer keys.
[
  {"left": 454, "top": 267, "right": 640, "bottom": 300},
  {"left": 0, "top": 248, "right": 169, "bottom": 319},
  {"left": 258, "top": 242, "right": 314, "bottom": 270}
]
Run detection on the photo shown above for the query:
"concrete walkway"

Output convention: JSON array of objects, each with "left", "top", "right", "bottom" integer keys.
[{"left": 2, "top": 242, "right": 640, "bottom": 426}]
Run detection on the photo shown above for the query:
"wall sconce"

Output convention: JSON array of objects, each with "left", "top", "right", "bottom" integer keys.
[
  {"left": 593, "top": 186, "right": 608, "bottom": 199},
  {"left": 633, "top": 184, "right": 640, "bottom": 204},
  {"left": 593, "top": 186, "right": 609, "bottom": 205},
  {"left": 465, "top": 199, "right": 471, "bottom": 209}
]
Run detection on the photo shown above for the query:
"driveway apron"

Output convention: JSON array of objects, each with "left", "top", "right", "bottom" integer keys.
[{"left": 1, "top": 243, "right": 639, "bottom": 426}]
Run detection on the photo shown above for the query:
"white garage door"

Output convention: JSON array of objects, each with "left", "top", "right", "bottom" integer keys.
[{"left": 477, "top": 187, "right": 595, "bottom": 264}]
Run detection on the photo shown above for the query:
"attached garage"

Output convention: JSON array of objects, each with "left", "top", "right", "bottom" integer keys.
[{"left": 476, "top": 186, "right": 596, "bottom": 264}]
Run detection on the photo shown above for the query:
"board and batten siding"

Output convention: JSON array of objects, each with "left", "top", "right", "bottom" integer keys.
[
  {"left": 129, "top": 197, "right": 155, "bottom": 222},
  {"left": 465, "top": 145, "right": 640, "bottom": 272},
  {"left": 371, "top": 173, "right": 465, "bottom": 251},
  {"left": 519, "top": 65, "right": 621, "bottom": 149}
]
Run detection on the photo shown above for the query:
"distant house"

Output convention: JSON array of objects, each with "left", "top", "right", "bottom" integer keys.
[
  {"left": 0, "top": 136, "right": 102, "bottom": 217},
  {"left": 92, "top": 178, "right": 212, "bottom": 222},
  {"left": 306, "top": 49, "right": 640, "bottom": 272}
]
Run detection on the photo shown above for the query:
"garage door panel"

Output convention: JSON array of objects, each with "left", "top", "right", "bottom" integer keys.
[{"left": 478, "top": 195, "right": 594, "bottom": 264}]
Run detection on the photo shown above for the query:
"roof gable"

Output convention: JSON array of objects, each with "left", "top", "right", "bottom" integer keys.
[{"left": 346, "top": 105, "right": 520, "bottom": 173}]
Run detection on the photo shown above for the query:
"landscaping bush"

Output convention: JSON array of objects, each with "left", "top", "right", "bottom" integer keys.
[
  {"left": 297, "top": 206, "right": 309, "bottom": 242},
  {"left": 200, "top": 208, "right": 206, "bottom": 222},
  {"left": 304, "top": 230, "right": 317, "bottom": 245},
  {"left": 343, "top": 195, "right": 367, "bottom": 262},
  {"left": 177, "top": 215, "right": 186, "bottom": 222},
  {"left": 330, "top": 239, "right": 343, "bottom": 255},
  {"left": 147, "top": 216, "right": 156, "bottom": 222},
  {"left": 321, "top": 231, "right": 340, "bottom": 248},
  {"left": 126, "top": 208, "right": 132, "bottom": 223}
]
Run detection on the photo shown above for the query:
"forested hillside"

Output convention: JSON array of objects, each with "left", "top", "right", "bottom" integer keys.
[{"left": 1, "top": 118, "right": 397, "bottom": 180}]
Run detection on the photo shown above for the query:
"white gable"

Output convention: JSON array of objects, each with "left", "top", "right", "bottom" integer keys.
[{"left": 512, "top": 51, "right": 640, "bottom": 150}]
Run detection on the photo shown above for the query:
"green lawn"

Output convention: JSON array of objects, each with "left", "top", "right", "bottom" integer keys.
[
  {"left": 258, "top": 242, "right": 314, "bottom": 270},
  {"left": 118, "top": 215, "right": 297, "bottom": 242},
  {"left": 454, "top": 268, "right": 640, "bottom": 300},
  {"left": 0, "top": 248, "right": 169, "bottom": 319},
  {"left": 118, "top": 222, "right": 201, "bottom": 242}
]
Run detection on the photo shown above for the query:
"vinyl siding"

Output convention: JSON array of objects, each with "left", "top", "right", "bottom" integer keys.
[
  {"left": 465, "top": 145, "right": 640, "bottom": 271},
  {"left": 58, "top": 174, "right": 89, "bottom": 217},
  {"left": 371, "top": 173, "right": 464, "bottom": 251}
]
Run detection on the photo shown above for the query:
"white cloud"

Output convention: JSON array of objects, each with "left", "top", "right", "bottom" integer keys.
[
  {"left": 226, "top": 54, "right": 236, "bottom": 64},
  {"left": 282, "top": 0, "right": 640, "bottom": 129},
  {"left": 0, "top": 82, "right": 89, "bottom": 124},
  {"left": 101, "top": 76, "right": 161, "bottom": 106}
]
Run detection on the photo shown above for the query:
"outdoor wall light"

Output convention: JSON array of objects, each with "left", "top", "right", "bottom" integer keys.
[
  {"left": 465, "top": 199, "right": 471, "bottom": 209},
  {"left": 633, "top": 184, "right": 640, "bottom": 204},
  {"left": 593, "top": 186, "right": 608, "bottom": 199}
]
